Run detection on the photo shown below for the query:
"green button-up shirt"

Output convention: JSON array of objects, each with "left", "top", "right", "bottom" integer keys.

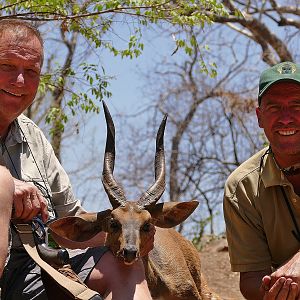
[{"left": 224, "top": 147, "right": 300, "bottom": 272}]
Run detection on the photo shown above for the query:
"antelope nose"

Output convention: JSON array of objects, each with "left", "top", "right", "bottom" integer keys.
[{"left": 123, "top": 246, "right": 138, "bottom": 263}]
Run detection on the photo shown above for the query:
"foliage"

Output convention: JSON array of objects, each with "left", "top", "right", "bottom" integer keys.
[
  {"left": 1, "top": 1, "right": 226, "bottom": 25},
  {"left": 0, "top": 1, "right": 227, "bottom": 62},
  {"left": 0, "top": 0, "right": 227, "bottom": 137},
  {"left": 40, "top": 63, "right": 112, "bottom": 135}
]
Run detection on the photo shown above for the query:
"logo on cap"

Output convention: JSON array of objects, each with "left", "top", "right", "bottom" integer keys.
[{"left": 277, "top": 62, "right": 296, "bottom": 74}]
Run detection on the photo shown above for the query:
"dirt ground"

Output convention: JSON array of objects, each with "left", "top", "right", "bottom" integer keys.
[{"left": 200, "top": 237, "right": 244, "bottom": 300}]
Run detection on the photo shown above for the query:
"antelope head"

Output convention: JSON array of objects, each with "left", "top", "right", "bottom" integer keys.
[{"left": 49, "top": 102, "right": 198, "bottom": 265}]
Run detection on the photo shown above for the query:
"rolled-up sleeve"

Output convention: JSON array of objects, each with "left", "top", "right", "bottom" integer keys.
[
  {"left": 224, "top": 180, "right": 271, "bottom": 272},
  {"left": 44, "top": 140, "right": 86, "bottom": 218}
]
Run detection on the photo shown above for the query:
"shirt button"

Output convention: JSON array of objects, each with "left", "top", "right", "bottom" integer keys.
[{"left": 293, "top": 199, "right": 297, "bottom": 203}]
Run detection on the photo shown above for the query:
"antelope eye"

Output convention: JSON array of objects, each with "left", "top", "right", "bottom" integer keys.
[
  {"left": 141, "top": 222, "right": 151, "bottom": 232},
  {"left": 110, "top": 219, "right": 120, "bottom": 232}
]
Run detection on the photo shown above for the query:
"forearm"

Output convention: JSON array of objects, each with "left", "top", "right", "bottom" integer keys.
[
  {"left": 240, "top": 269, "right": 271, "bottom": 300},
  {"left": 270, "top": 251, "right": 300, "bottom": 286},
  {"left": 0, "top": 221, "right": 10, "bottom": 277},
  {"left": 0, "top": 167, "right": 14, "bottom": 277}
]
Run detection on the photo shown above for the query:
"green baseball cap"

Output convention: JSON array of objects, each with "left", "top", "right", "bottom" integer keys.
[{"left": 258, "top": 61, "right": 300, "bottom": 105}]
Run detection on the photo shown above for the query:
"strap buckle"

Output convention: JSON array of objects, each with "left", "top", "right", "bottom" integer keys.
[
  {"left": 31, "top": 217, "right": 46, "bottom": 243},
  {"left": 13, "top": 223, "right": 32, "bottom": 234},
  {"left": 12, "top": 217, "right": 46, "bottom": 244}
]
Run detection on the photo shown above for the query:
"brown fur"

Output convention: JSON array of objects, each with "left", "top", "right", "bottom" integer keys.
[
  {"left": 49, "top": 202, "right": 221, "bottom": 300},
  {"left": 143, "top": 228, "right": 219, "bottom": 300},
  {"left": 49, "top": 102, "right": 221, "bottom": 299}
]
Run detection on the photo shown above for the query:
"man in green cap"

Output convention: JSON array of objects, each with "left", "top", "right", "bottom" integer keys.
[{"left": 224, "top": 61, "right": 300, "bottom": 299}]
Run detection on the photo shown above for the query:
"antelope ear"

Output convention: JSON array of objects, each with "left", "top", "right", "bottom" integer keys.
[
  {"left": 49, "top": 209, "right": 112, "bottom": 242},
  {"left": 148, "top": 200, "right": 199, "bottom": 228}
]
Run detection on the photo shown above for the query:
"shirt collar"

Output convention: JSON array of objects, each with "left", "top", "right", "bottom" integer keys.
[
  {"left": 4, "top": 117, "right": 25, "bottom": 147},
  {"left": 260, "top": 150, "right": 289, "bottom": 187}
]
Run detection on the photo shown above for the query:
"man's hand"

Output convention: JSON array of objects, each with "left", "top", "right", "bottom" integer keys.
[
  {"left": 261, "top": 275, "right": 298, "bottom": 299},
  {"left": 260, "top": 251, "right": 300, "bottom": 300},
  {"left": 12, "top": 179, "right": 48, "bottom": 222},
  {"left": 270, "top": 252, "right": 300, "bottom": 286}
]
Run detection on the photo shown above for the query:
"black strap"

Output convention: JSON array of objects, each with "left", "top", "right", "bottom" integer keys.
[{"left": 280, "top": 186, "right": 300, "bottom": 242}]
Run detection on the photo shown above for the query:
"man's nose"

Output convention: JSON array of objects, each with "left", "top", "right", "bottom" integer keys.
[
  {"left": 12, "top": 72, "right": 25, "bottom": 87},
  {"left": 278, "top": 109, "right": 294, "bottom": 125}
]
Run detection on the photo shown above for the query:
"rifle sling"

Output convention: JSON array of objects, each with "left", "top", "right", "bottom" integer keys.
[{"left": 15, "top": 223, "right": 100, "bottom": 300}]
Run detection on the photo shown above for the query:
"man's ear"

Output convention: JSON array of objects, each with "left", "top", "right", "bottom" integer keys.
[
  {"left": 148, "top": 200, "right": 199, "bottom": 228},
  {"left": 49, "top": 209, "right": 112, "bottom": 242},
  {"left": 256, "top": 107, "right": 263, "bottom": 128}
]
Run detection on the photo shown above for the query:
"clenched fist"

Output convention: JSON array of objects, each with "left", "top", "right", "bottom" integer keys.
[{"left": 12, "top": 178, "right": 49, "bottom": 223}]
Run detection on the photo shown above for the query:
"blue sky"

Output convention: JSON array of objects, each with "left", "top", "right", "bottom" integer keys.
[{"left": 59, "top": 25, "right": 176, "bottom": 211}]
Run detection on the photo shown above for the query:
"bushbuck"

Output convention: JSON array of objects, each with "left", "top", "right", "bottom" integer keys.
[{"left": 49, "top": 102, "right": 220, "bottom": 300}]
